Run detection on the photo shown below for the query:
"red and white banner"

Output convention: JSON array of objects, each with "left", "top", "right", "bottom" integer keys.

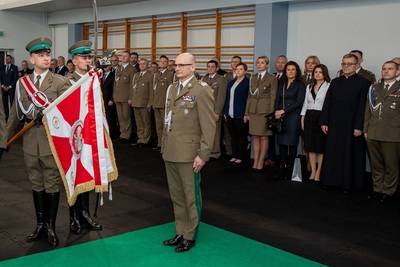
[{"left": 42, "top": 71, "right": 118, "bottom": 206}]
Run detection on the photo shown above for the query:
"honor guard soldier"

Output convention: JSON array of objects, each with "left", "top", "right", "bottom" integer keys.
[
  {"left": 6, "top": 37, "right": 70, "bottom": 246},
  {"left": 67, "top": 40, "right": 102, "bottom": 234},
  {"left": 162, "top": 53, "right": 215, "bottom": 252}
]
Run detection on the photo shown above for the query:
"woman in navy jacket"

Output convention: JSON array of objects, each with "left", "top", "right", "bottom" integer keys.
[
  {"left": 275, "top": 61, "right": 306, "bottom": 179},
  {"left": 223, "top": 63, "right": 249, "bottom": 165}
]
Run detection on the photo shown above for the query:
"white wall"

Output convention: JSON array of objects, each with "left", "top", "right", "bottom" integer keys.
[
  {"left": 287, "top": 0, "right": 399, "bottom": 79},
  {"left": 53, "top": 24, "right": 68, "bottom": 61},
  {"left": 0, "top": 11, "right": 51, "bottom": 69}
]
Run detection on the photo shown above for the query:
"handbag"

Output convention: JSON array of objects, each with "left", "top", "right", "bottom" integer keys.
[
  {"left": 266, "top": 85, "right": 285, "bottom": 133},
  {"left": 266, "top": 112, "right": 285, "bottom": 133}
]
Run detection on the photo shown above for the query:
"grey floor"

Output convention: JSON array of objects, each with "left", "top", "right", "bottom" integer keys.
[{"left": 1, "top": 138, "right": 400, "bottom": 267}]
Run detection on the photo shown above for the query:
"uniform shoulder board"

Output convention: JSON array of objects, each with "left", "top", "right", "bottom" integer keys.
[
  {"left": 266, "top": 72, "right": 275, "bottom": 78},
  {"left": 197, "top": 80, "right": 208, "bottom": 86},
  {"left": 52, "top": 73, "right": 69, "bottom": 82},
  {"left": 197, "top": 80, "right": 209, "bottom": 87},
  {"left": 365, "top": 69, "right": 374, "bottom": 75}
]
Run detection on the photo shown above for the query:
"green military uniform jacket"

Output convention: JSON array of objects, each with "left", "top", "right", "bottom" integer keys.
[
  {"left": 162, "top": 76, "right": 216, "bottom": 162},
  {"left": 150, "top": 70, "right": 174, "bottom": 108},
  {"left": 201, "top": 74, "right": 227, "bottom": 115},
  {"left": 364, "top": 80, "right": 400, "bottom": 142},
  {"left": 129, "top": 70, "right": 153, "bottom": 108},
  {"left": 246, "top": 72, "right": 277, "bottom": 115},
  {"left": 113, "top": 64, "right": 136, "bottom": 102},
  {"left": 7, "top": 72, "right": 70, "bottom": 156}
]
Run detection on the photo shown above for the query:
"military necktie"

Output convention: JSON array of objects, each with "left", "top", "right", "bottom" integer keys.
[
  {"left": 258, "top": 74, "right": 262, "bottom": 85},
  {"left": 307, "top": 73, "right": 311, "bottom": 81},
  {"left": 385, "top": 84, "right": 390, "bottom": 91},
  {"left": 177, "top": 83, "right": 183, "bottom": 96},
  {"left": 35, "top": 74, "right": 41, "bottom": 89}
]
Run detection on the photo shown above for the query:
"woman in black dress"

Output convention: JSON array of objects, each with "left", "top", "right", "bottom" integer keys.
[
  {"left": 300, "top": 64, "right": 330, "bottom": 182},
  {"left": 275, "top": 61, "right": 306, "bottom": 179}
]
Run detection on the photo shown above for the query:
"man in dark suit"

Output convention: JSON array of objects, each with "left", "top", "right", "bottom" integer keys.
[
  {"left": 0, "top": 54, "right": 18, "bottom": 119},
  {"left": 55, "top": 56, "right": 68, "bottom": 76},
  {"left": 130, "top": 52, "right": 140, "bottom": 72},
  {"left": 364, "top": 61, "right": 400, "bottom": 203},
  {"left": 102, "top": 63, "right": 118, "bottom": 139},
  {"left": 18, "top": 60, "right": 33, "bottom": 78}
]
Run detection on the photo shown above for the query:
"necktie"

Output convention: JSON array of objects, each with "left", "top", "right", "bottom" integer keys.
[
  {"left": 276, "top": 73, "right": 280, "bottom": 80},
  {"left": 177, "top": 83, "right": 183, "bottom": 96},
  {"left": 35, "top": 75, "right": 41, "bottom": 89},
  {"left": 258, "top": 74, "right": 262, "bottom": 85},
  {"left": 385, "top": 84, "right": 390, "bottom": 91},
  {"left": 6, "top": 65, "right": 9, "bottom": 74},
  {"left": 307, "top": 73, "right": 311, "bottom": 81},
  {"left": 140, "top": 72, "right": 143, "bottom": 77}
]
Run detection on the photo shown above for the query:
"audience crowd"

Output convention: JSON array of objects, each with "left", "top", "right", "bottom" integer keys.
[{"left": 1, "top": 50, "right": 399, "bottom": 204}]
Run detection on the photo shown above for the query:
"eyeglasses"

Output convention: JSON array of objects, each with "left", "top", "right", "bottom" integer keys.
[
  {"left": 341, "top": 63, "right": 358, "bottom": 67},
  {"left": 173, "top": 63, "right": 193, "bottom": 68}
]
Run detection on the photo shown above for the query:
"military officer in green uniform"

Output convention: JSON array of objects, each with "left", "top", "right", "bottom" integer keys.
[
  {"left": 7, "top": 37, "right": 70, "bottom": 246},
  {"left": 364, "top": 61, "right": 400, "bottom": 203},
  {"left": 162, "top": 53, "right": 215, "bottom": 252},
  {"left": 150, "top": 55, "right": 174, "bottom": 150},
  {"left": 201, "top": 60, "right": 227, "bottom": 159},
  {"left": 128, "top": 58, "right": 153, "bottom": 146},
  {"left": 67, "top": 40, "right": 102, "bottom": 234}
]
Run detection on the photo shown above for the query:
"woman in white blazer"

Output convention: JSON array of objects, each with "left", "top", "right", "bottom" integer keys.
[{"left": 300, "top": 64, "right": 331, "bottom": 182}]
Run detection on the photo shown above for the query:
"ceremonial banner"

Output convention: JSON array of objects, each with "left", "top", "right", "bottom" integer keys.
[{"left": 42, "top": 71, "right": 118, "bottom": 206}]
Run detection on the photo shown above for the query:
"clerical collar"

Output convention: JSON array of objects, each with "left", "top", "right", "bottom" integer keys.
[{"left": 344, "top": 72, "right": 356, "bottom": 78}]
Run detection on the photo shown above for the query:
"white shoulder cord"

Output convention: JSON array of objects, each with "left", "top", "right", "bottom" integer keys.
[
  {"left": 15, "top": 82, "right": 35, "bottom": 120},
  {"left": 164, "top": 83, "right": 174, "bottom": 133},
  {"left": 249, "top": 75, "right": 259, "bottom": 97}
]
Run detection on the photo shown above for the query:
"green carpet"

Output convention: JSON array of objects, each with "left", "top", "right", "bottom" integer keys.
[{"left": 0, "top": 223, "right": 325, "bottom": 267}]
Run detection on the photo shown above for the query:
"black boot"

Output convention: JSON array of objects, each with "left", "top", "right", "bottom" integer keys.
[
  {"left": 79, "top": 192, "right": 102, "bottom": 230},
  {"left": 69, "top": 205, "right": 82, "bottom": 234},
  {"left": 27, "top": 190, "right": 45, "bottom": 242},
  {"left": 45, "top": 192, "right": 59, "bottom": 247}
]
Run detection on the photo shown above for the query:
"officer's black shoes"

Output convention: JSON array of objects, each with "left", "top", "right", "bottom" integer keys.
[
  {"left": 175, "top": 239, "right": 196, "bottom": 252},
  {"left": 163, "top": 234, "right": 183, "bottom": 246}
]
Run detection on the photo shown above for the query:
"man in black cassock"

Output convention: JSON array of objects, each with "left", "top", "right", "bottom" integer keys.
[{"left": 320, "top": 54, "right": 370, "bottom": 191}]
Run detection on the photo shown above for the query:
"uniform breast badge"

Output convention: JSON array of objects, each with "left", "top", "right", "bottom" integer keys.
[
  {"left": 184, "top": 109, "right": 189, "bottom": 115},
  {"left": 390, "top": 102, "right": 397, "bottom": 109}
]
